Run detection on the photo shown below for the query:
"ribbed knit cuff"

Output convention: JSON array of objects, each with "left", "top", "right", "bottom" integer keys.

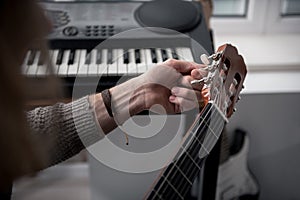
[{"left": 69, "top": 96, "right": 105, "bottom": 147}]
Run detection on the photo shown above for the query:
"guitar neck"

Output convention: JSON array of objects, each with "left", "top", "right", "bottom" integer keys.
[{"left": 145, "top": 103, "right": 226, "bottom": 200}]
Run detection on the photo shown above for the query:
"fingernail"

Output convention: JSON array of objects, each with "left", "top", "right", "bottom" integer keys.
[{"left": 169, "top": 96, "right": 176, "bottom": 102}]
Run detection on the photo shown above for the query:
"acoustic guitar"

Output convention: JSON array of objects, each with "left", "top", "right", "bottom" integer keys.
[{"left": 144, "top": 44, "right": 247, "bottom": 200}]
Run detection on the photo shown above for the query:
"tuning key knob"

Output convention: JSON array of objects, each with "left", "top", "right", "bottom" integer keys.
[
  {"left": 238, "top": 96, "right": 241, "bottom": 101},
  {"left": 242, "top": 85, "right": 245, "bottom": 89},
  {"left": 233, "top": 108, "right": 237, "bottom": 112},
  {"left": 200, "top": 54, "right": 211, "bottom": 65}
]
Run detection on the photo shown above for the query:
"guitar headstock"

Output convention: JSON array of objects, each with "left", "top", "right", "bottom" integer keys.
[{"left": 196, "top": 44, "right": 247, "bottom": 119}]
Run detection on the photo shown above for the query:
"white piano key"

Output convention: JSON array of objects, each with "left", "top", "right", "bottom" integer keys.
[
  {"left": 108, "top": 49, "right": 118, "bottom": 76},
  {"left": 68, "top": 50, "right": 80, "bottom": 76},
  {"left": 36, "top": 51, "right": 51, "bottom": 76},
  {"left": 117, "top": 49, "right": 127, "bottom": 75},
  {"left": 27, "top": 51, "right": 40, "bottom": 76},
  {"left": 78, "top": 50, "right": 88, "bottom": 76},
  {"left": 166, "top": 48, "right": 173, "bottom": 60},
  {"left": 51, "top": 50, "right": 59, "bottom": 74},
  {"left": 155, "top": 48, "right": 163, "bottom": 64},
  {"left": 127, "top": 48, "right": 137, "bottom": 75},
  {"left": 175, "top": 48, "right": 185, "bottom": 61},
  {"left": 144, "top": 49, "right": 156, "bottom": 70},
  {"left": 88, "top": 49, "right": 98, "bottom": 76},
  {"left": 178, "top": 47, "right": 194, "bottom": 61},
  {"left": 98, "top": 49, "right": 108, "bottom": 76},
  {"left": 21, "top": 51, "right": 31, "bottom": 74},
  {"left": 137, "top": 49, "right": 147, "bottom": 73},
  {"left": 58, "top": 50, "right": 70, "bottom": 76}
]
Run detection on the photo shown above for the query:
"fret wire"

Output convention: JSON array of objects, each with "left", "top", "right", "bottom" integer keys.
[
  {"left": 161, "top": 175, "right": 184, "bottom": 200},
  {"left": 152, "top": 103, "right": 224, "bottom": 199},
  {"left": 155, "top": 104, "right": 216, "bottom": 198},
  {"left": 173, "top": 163, "right": 193, "bottom": 185},
  {"left": 152, "top": 189, "right": 163, "bottom": 200},
  {"left": 175, "top": 105, "right": 225, "bottom": 196}
]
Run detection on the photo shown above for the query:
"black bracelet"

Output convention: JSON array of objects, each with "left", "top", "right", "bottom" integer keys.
[{"left": 102, "top": 89, "right": 113, "bottom": 117}]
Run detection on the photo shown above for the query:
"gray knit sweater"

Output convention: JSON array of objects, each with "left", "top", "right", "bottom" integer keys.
[{"left": 26, "top": 96, "right": 104, "bottom": 166}]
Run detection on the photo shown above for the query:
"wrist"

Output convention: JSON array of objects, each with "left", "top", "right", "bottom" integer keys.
[{"left": 110, "top": 77, "right": 146, "bottom": 124}]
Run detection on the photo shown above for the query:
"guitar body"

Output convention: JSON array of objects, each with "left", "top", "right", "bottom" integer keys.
[{"left": 216, "top": 131, "right": 260, "bottom": 200}]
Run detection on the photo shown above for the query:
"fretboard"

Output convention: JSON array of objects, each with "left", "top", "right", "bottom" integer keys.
[{"left": 145, "top": 102, "right": 225, "bottom": 200}]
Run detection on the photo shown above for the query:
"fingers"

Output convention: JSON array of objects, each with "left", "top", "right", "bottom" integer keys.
[
  {"left": 191, "top": 68, "right": 208, "bottom": 80},
  {"left": 169, "top": 95, "right": 200, "bottom": 113},
  {"left": 164, "top": 59, "right": 203, "bottom": 73},
  {"left": 171, "top": 87, "right": 201, "bottom": 101},
  {"left": 169, "top": 87, "right": 204, "bottom": 113},
  {"left": 179, "top": 75, "right": 203, "bottom": 90}
]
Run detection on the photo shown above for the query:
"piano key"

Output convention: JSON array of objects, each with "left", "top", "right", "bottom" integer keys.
[
  {"left": 51, "top": 50, "right": 59, "bottom": 74},
  {"left": 171, "top": 48, "right": 179, "bottom": 60},
  {"left": 56, "top": 49, "right": 64, "bottom": 65},
  {"left": 107, "top": 49, "right": 113, "bottom": 64},
  {"left": 98, "top": 49, "right": 108, "bottom": 75},
  {"left": 150, "top": 48, "right": 157, "bottom": 63},
  {"left": 27, "top": 50, "right": 36, "bottom": 66},
  {"left": 68, "top": 49, "right": 81, "bottom": 76},
  {"left": 88, "top": 49, "right": 98, "bottom": 76},
  {"left": 78, "top": 49, "right": 88, "bottom": 76},
  {"left": 123, "top": 50, "right": 129, "bottom": 64},
  {"left": 166, "top": 48, "right": 173, "bottom": 60},
  {"left": 68, "top": 49, "right": 75, "bottom": 65},
  {"left": 127, "top": 48, "right": 137, "bottom": 75},
  {"left": 161, "top": 49, "right": 168, "bottom": 61},
  {"left": 155, "top": 48, "right": 163, "bottom": 64},
  {"left": 27, "top": 51, "right": 40, "bottom": 76},
  {"left": 117, "top": 49, "right": 127, "bottom": 75},
  {"left": 58, "top": 50, "right": 70, "bottom": 76},
  {"left": 85, "top": 51, "right": 91, "bottom": 65},
  {"left": 134, "top": 49, "right": 141, "bottom": 63},
  {"left": 21, "top": 51, "right": 31, "bottom": 74},
  {"left": 108, "top": 49, "right": 118, "bottom": 76},
  {"left": 144, "top": 49, "right": 155, "bottom": 70},
  {"left": 96, "top": 49, "right": 102, "bottom": 65},
  {"left": 36, "top": 51, "right": 53, "bottom": 76},
  {"left": 178, "top": 47, "right": 194, "bottom": 62},
  {"left": 137, "top": 49, "right": 147, "bottom": 73}
]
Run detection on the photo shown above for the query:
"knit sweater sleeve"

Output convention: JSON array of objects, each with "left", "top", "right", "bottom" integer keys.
[{"left": 26, "top": 96, "right": 105, "bottom": 167}]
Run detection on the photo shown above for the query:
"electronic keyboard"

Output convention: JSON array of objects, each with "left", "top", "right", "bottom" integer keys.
[{"left": 24, "top": 1, "right": 213, "bottom": 96}]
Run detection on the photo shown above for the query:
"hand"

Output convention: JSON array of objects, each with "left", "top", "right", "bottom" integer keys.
[{"left": 139, "top": 59, "right": 207, "bottom": 114}]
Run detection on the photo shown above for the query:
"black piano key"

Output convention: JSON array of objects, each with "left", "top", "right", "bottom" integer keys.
[
  {"left": 85, "top": 52, "right": 91, "bottom": 64},
  {"left": 56, "top": 50, "right": 63, "bottom": 65},
  {"left": 107, "top": 49, "right": 113, "bottom": 64},
  {"left": 171, "top": 49, "right": 179, "bottom": 60},
  {"left": 96, "top": 50, "right": 102, "bottom": 64},
  {"left": 123, "top": 50, "right": 129, "bottom": 64},
  {"left": 135, "top": 49, "right": 141, "bottom": 63},
  {"left": 27, "top": 50, "right": 36, "bottom": 65},
  {"left": 68, "top": 50, "right": 75, "bottom": 65},
  {"left": 150, "top": 48, "right": 157, "bottom": 63},
  {"left": 38, "top": 52, "right": 45, "bottom": 66},
  {"left": 161, "top": 49, "right": 168, "bottom": 61}
]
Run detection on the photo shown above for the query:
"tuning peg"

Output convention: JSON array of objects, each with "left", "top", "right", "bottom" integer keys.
[
  {"left": 233, "top": 78, "right": 238, "bottom": 86},
  {"left": 242, "top": 85, "right": 245, "bottom": 89},
  {"left": 233, "top": 108, "right": 237, "bottom": 112},
  {"left": 200, "top": 54, "right": 211, "bottom": 65},
  {"left": 238, "top": 96, "right": 241, "bottom": 101}
]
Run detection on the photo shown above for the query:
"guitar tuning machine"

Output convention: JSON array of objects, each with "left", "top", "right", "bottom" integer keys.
[{"left": 200, "top": 52, "right": 223, "bottom": 66}]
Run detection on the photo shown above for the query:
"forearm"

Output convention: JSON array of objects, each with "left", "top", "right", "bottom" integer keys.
[{"left": 26, "top": 96, "right": 104, "bottom": 167}]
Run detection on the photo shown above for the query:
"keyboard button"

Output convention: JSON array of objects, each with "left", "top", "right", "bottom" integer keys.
[
  {"left": 150, "top": 48, "right": 157, "bottom": 63},
  {"left": 68, "top": 49, "right": 75, "bottom": 65},
  {"left": 108, "top": 49, "right": 118, "bottom": 76},
  {"left": 58, "top": 50, "right": 70, "bottom": 76},
  {"left": 127, "top": 49, "right": 137, "bottom": 75},
  {"left": 117, "top": 49, "right": 127, "bottom": 75},
  {"left": 98, "top": 49, "right": 108, "bottom": 76},
  {"left": 134, "top": 49, "right": 141, "bottom": 64},
  {"left": 161, "top": 49, "right": 168, "bottom": 61},
  {"left": 78, "top": 50, "right": 88, "bottom": 76}
]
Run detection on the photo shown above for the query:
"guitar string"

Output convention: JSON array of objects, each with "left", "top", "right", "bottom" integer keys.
[
  {"left": 150, "top": 101, "right": 224, "bottom": 199},
  {"left": 164, "top": 105, "right": 225, "bottom": 198},
  {"left": 149, "top": 104, "right": 216, "bottom": 200},
  {"left": 152, "top": 105, "right": 224, "bottom": 199}
]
